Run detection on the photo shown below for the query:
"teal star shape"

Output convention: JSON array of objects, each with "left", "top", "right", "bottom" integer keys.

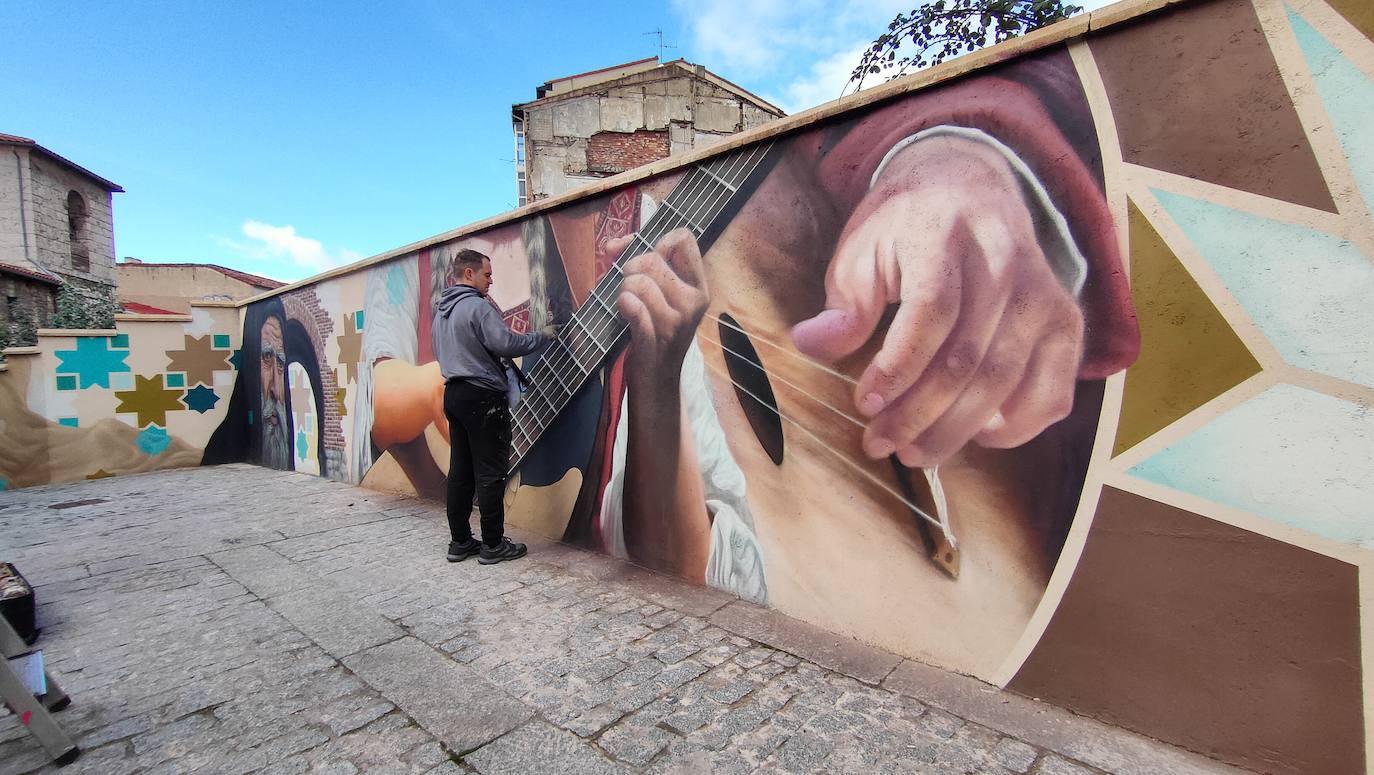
[
  {"left": 182, "top": 385, "right": 221, "bottom": 414},
  {"left": 296, "top": 429, "right": 309, "bottom": 461},
  {"left": 137, "top": 425, "right": 171, "bottom": 456},
  {"left": 55, "top": 337, "right": 131, "bottom": 389}
]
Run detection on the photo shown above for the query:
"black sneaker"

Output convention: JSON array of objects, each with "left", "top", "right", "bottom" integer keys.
[
  {"left": 446, "top": 538, "right": 482, "bottom": 562},
  {"left": 478, "top": 538, "right": 528, "bottom": 565}
]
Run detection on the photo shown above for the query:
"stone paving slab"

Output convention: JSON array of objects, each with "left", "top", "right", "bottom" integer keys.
[
  {"left": 343, "top": 638, "right": 532, "bottom": 754},
  {"left": 268, "top": 586, "right": 404, "bottom": 659},
  {"left": 208, "top": 545, "right": 321, "bottom": 599},
  {"left": 0, "top": 466, "right": 1253, "bottom": 774}
]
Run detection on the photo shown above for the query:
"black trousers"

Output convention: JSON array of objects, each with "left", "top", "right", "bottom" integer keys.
[{"left": 443, "top": 382, "right": 512, "bottom": 547}]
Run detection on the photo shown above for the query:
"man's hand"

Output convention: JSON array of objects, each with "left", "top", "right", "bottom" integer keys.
[
  {"left": 538, "top": 321, "right": 560, "bottom": 340},
  {"left": 791, "top": 135, "right": 1084, "bottom": 468},
  {"left": 610, "top": 229, "right": 710, "bottom": 390}
]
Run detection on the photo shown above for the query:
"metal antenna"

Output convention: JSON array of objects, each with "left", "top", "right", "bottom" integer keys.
[{"left": 642, "top": 28, "right": 676, "bottom": 59}]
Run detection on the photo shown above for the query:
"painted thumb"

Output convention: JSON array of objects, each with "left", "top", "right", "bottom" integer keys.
[{"left": 791, "top": 308, "right": 874, "bottom": 363}]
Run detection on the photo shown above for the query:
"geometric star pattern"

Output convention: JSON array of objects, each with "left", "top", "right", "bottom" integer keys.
[
  {"left": 336, "top": 311, "right": 362, "bottom": 383},
  {"left": 289, "top": 366, "right": 315, "bottom": 431},
  {"left": 1129, "top": 383, "right": 1374, "bottom": 548},
  {"left": 1288, "top": 7, "right": 1374, "bottom": 219},
  {"left": 1154, "top": 187, "right": 1374, "bottom": 389},
  {"left": 1113, "top": 199, "right": 1261, "bottom": 456},
  {"left": 113, "top": 374, "right": 186, "bottom": 428},
  {"left": 165, "top": 334, "right": 231, "bottom": 387},
  {"left": 136, "top": 425, "right": 172, "bottom": 456},
  {"left": 54, "top": 336, "right": 131, "bottom": 389},
  {"left": 182, "top": 384, "right": 221, "bottom": 414}
]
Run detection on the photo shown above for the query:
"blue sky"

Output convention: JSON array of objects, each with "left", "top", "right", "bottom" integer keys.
[{"left": 2, "top": 0, "right": 1111, "bottom": 282}]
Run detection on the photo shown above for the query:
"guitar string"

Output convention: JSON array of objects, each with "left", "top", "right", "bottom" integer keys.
[
  {"left": 499, "top": 144, "right": 957, "bottom": 551},
  {"left": 516, "top": 144, "right": 762, "bottom": 440},
  {"left": 512, "top": 153, "right": 737, "bottom": 442},
  {"left": 515, "top": 145, "right": 751, "bottom": 420},
  {"left": 509, "top": 145, "right": 768, "bottom": 462},
  {"left": 704, "top": 312, "right": 860, "bottom": 387},
  {"left": 695, "top": 333, "right": 867, "bottom": 429},
  {"left": 698, "top": 358, "right": 947, "bottom": 534},
  {"left": 519, "top": 144, "right": 851, "bottom": 464},
  {"left": 513, "top": 147, "right": 750, "bottom": 439},
  {"left": 519, "top": 141, "right": 851, "bottom": 453}
]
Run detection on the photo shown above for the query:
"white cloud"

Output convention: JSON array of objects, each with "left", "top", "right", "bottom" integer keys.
[
  {"left": 678, "top": 0, "right": 1113, "bottom": 115},
  {"left": 240, "top": 220, "right": 358, "bottom": 272},
  {"left": 774, "top": 40, "right": 875, "bottom": 114},
  {"left": 213, "top": 221, "right": 362, "bottom": 281},
  {"left": 678, "top": 0, "right": 909, "bottom": 74}
]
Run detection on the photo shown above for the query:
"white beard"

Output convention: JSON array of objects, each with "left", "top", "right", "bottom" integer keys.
[{"left": 261, "top": 397, "right": 291, "bottom": 470}]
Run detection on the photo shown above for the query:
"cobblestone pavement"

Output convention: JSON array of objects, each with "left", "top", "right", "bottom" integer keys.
[{"left": 0, "top": 466, "right": 1248, "bottom": 775}]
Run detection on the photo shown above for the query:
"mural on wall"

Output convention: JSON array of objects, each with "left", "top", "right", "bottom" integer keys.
[
  {"left": 0, "top": 308, "right": 240, "bottom": 489},
  {"left": 105, "top": 0, "right": 1374, "bottom": 771},
  {"left": 212, "top": 44, "right": 1136, "bottom": 681},
  {"left": 203, "top": 289, "right": 346, "bottom": 479}
]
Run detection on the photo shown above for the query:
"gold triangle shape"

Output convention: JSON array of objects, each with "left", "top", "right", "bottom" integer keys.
[{"left": 1112, "top": 199, "right": 1262, "bottom": 456}]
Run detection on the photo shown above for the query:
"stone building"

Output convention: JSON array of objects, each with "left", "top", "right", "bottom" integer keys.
[
  {"left": 0, "top": 133, "right": 122, "bottom": 337},
  {"left": 512, "top": 57, "right": 784, "bottom": 204},
  {"left": 117, "top": 259, "right": 284, "bottom": 315}
]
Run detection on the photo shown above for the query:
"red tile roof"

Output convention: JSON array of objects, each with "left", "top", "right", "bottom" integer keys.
[
  {"left": 0, "top": 261, "right": 61, "bottom": 285},
  {"left": 119, "top": 301, "right": 182, "bottom": 315},
  {"left": 0, "top": 132, "right": 124, "bottom": 192}
]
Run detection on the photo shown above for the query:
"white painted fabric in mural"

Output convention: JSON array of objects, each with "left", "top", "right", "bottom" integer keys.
[
  {"left": 599, "top": 341, "right": 768, "bottom": 604},
  {"left": 349, "top": 255, "right": 421, "bottom": 483}
]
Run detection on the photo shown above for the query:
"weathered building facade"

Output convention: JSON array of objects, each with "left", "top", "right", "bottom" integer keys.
[
  {"left": 512, "top": 57, "right": 784, "bottom": 204},
  {"left": 0, "top": 133, "right": 122, "bottom": 338},
  {"left": 117, "top": 260, "right": 284, "bottom": 315}
]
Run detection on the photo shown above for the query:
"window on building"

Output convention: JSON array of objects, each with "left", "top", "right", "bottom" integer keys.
[
  {"left": 67, "top": 190, "right": 90, "bottom": 272},
  {"left": 513, "top": 119, "right": 528, "bottom": 207}
]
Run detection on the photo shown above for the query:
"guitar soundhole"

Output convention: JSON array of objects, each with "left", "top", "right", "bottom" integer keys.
[{"left": 718, "top": 312, "right": 784, "bottom": 465}]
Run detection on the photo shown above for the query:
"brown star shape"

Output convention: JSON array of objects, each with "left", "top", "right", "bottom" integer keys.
[
  {"left": 114, "top": 374, "right": 186, "bottom": 428},
  {"left": 336, "top": 313, "right": 362, "bottom": 384},
  {"left": 165, "top": 335, "right": 231, "bottom": 387},
  {"left": 86, "top": 469, "right": 114, "bottom": 480},
  {"left": 335, "top": 383, "right": 348, "bottom": 418},
  {"left": 290, "top": 371, "right": 314, "bottom": 429}
]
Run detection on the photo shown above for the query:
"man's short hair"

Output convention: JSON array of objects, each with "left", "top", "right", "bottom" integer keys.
[{"left": 454, "top": 249, "right": 490, "bottom": 277}]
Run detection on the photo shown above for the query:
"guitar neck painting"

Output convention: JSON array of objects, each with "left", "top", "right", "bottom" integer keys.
[{"left": 509, "top": 142, "right": 779, "bottom": 472}]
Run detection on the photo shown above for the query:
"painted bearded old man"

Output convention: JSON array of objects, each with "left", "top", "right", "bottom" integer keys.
[{"left": 203, "top": 296, "right": 329, "bottom": 472}]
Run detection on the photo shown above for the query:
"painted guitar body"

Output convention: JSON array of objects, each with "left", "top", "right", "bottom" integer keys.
[{"left": 505, "top": 142, "right": 1102, "bottom": 678}]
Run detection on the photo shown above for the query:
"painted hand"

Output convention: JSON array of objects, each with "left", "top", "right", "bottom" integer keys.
[
  {"left": 610, "top": 229, "right": 710, "bottom": 390},
  {"left": 791, "top": 135, "right": 1084, "bottom": 467}
]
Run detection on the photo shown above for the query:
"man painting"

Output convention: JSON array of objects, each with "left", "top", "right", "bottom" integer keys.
[{"left": 432, "top": 249, "right": 552, "bottom": 564}]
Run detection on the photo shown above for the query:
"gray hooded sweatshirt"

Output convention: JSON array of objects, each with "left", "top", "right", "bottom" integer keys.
[{"left": 432, "top": 284, "right": 548, "bottom": 394}]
